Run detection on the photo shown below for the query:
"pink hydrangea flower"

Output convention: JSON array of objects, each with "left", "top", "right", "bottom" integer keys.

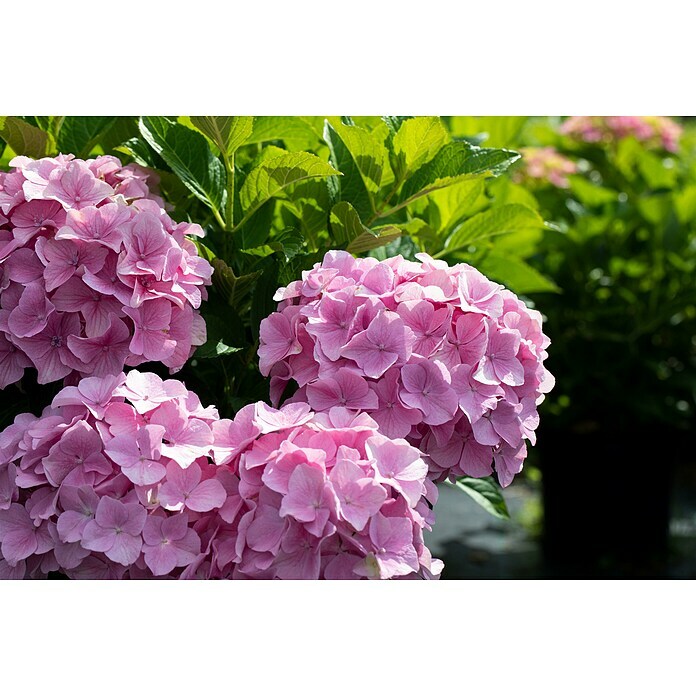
[
  {"left": 213, "top": 402, "right": 442, "bottom": 580},
  {"left": 560, "top": 116, "right": 682, "bottom": 153},
  {"left": 0, "top": 371, "right": 233, "bottom": 579},
  {"left": 514, "top": 147, "right": 577, "bottom": 189},
  {"left": 259, "top": 251, "right": 553, "bottom": 486},
  {"left": 0, "top": 154, "right": 212, "bottom": 388}
]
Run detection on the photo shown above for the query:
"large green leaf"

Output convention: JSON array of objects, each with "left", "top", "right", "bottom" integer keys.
[
  {"left": 210, "top": 258, "right": 262, "bottom": 309},
  {"left": 451, "top": 476, "right": 510, "bottom": 520},
  {"left": 399, "top": 141, "right": 520, "bottom": 206},
  {"left": 189, "top": 116, "right": 254, "bottom": 158},
  {"left": 323, "top": 120, "right": 373, "bottom": 220},
  {"left": 139, "top": 116, "right": 226, "bottom": 215},
  {"left": 326, "top": 119, "right": 388, "bottom": 193},
  {"left": 444, "top": 204, "right": 543, "bottom": 254},
  {"left": 238, "top": 151, "right": 338, "bottom": 225},
  {"left": 57, "top": 117, "right": 117, "bottom": 158},
  {"left": 427, "top": 179, "right": 486, "bottom": 233},
  {"left": 0, "top": 117, "right": 48, "bottom": 158},
  {"left": 477, "top": 253, "right": 560, "bottom": 294},
  {"left": 392, "top": 116, "right": 449, "bottom": 179}
]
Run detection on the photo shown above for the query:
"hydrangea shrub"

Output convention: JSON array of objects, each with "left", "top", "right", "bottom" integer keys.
[
  {"left": 0, "top": 155, "right": 212, "bottom": 388},
  {"left": 259, "top": 250, "right": 554, "bottom": 487}
]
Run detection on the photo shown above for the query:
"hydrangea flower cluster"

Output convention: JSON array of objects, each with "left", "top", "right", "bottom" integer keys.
[
  {"left": 560, "top": 116, "right": 682, "bottom": 153},
  {"left": 0, "top": 371, "right": 232, "bottom": 580},
  {"left": 259, "top": 251, "right": 554, "bottom": 487},
  {"left": 515, "top": 147, "right": 578, "bottom": 188},
  {"left": 0, "top": 154, "right": 212, "bottom": 388},
  {"left": 213, "top": 402, "right": 442, "bottom": 579}
]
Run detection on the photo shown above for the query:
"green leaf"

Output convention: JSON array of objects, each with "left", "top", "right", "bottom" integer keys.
[
  {"left": 347, "top": 224, "right": 402, "bottom": 254},
  {"left": 250, "top": 257, "right": 281, "bottom": 341},
  {"left": 399, "top": 141, "right": 520, "bottom": 206},
  {"left": 637, "top": 150, "right": 678, "bottom": 189},
  {"left": 427, "top": 179, "right": 486, "bottom": 233},
  {"left": 568, "top": 175, "right": 618, "bottom": 207},
  {"left": 57, "top": 117, "right": 118, "bottom": 158},
  {"left": 451, "top": 476, "right": 510, "bottom": 519},
  {"left": 326, "top": 119, "right": 388, "bottom": 193},
  {"left": 477, "top": 253, "right": 560, "bottom": 294},
  {"left": 330, "top": 201, "right": 370, "bottom": 247},
  {"left": 369, "top": 234, "right": 419, "bottom": 261},
  {"left": 381, "top": 116, "right": 412, "bottom": 136},
  {"left": 139, "top": 116, "right": 226, "bottom": 215},
  {"left": 210, "top": 258, "right": 262, "bottom": 309},
  {"left": 488, "top": 176, "right": 540, "bottom": 210},
  {"left": 323, "top": 120, "right": 373, "bottom": 220},
  {"left": 445, "top": 204, "right": 544, "bottom": 254},
  {"left": 100, "top": 118, "right": 140, "bottom": 154},
  {"left": 392, "top": 116, "right": 449, "bottom": 179},
  {"left": 189, "top": 116, "right": 254, "bottom": 158},
  {"left": 449, "top": 116, "right": 528, "bottom": 148},
  {"left": 239, "top": 151, "right": 338, "bottom": 226},
  {"left": 245, "top": 116, "right": 322, "bottom": 150},
  {"left": 195, "top": 339, "right": 242, "bottom": 359},
  {"left": 0, "top": 116, "right": 49, "bottom": 158},
  {"left": 115, "top": 137, "right": 169, "bottom": 171},
  {"left": 674, "top": 184, "right": 696, "bottom": 223},
  {"left": 243, "top": 228, "right": 305, "bottom": 262},
  {"left": 282, "top": 178, "right": 331, "bottom": 247}
]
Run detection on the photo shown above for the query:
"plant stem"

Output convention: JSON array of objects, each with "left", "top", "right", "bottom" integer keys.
[{"left": 225, "top": 154, "right": 235, "bottom": 231}]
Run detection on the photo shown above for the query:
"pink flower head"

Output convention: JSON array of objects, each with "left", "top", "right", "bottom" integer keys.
[
  {"left": 0, "top": 154, "right": 212, "bottom": 388},
  {"left": 259, "top": 251, "right": 553, "bottom": 487},
  {"left": 0, "top": 372, "right": 229, "bottom": 578},
  {"left": 561, "top": 115, "right": 682, "bottom": 153},
  {"left": 214, "top": 403, "right": 441, "bottom": 580},
  {"left": 515, "top": 147, "right": 577, "bottom": 189}
]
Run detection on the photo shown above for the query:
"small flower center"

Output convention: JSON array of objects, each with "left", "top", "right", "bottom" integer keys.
[{"left": 50, "top": 336, "right": 62, "bottom": 348}]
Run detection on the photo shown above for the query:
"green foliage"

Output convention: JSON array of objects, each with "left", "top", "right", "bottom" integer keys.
[
  {"left": 139, "top": 116, "right": 227, "bottom": 220},
  {"left": 450, "top": 477, "right": 511, "bottom": 520},
  {"left": 189, "top": 116, "right": 254, "bottom": 159},
  {"left": 0, "top": 116, "right": 49, "bottom": 158},
  {"left": 512, "top": 116, "right": 696, "bottom": 430},
  {"left": 57, "top": 117, "right": 117, "bottom": 158}
]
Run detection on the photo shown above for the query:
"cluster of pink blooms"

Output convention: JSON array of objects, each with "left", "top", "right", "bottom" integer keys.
[
  {"left": 0, "top": 373, "right": 442, "bottom": 580},
  {"left": 213, "top": 402, "right": 442, "bottom": 579},
  {"left": 0, "top": 155, "right": 212, "bottom": 388},
  {"left": 259, "top": 251, "right": 554, "bottom": 488},
  {"left": 0, "top": 371, "right": 232, "bottom": 579},
  {"left": 560, "top": 116, "right": 682, "bottom": 153},
  {"left": 515, "top": 147, "right": 578, "bottom": 188}
]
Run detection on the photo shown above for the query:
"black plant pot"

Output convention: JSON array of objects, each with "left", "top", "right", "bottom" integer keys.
[{"left": 538, "top": 422, "right": 679, "bottom": 578}]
